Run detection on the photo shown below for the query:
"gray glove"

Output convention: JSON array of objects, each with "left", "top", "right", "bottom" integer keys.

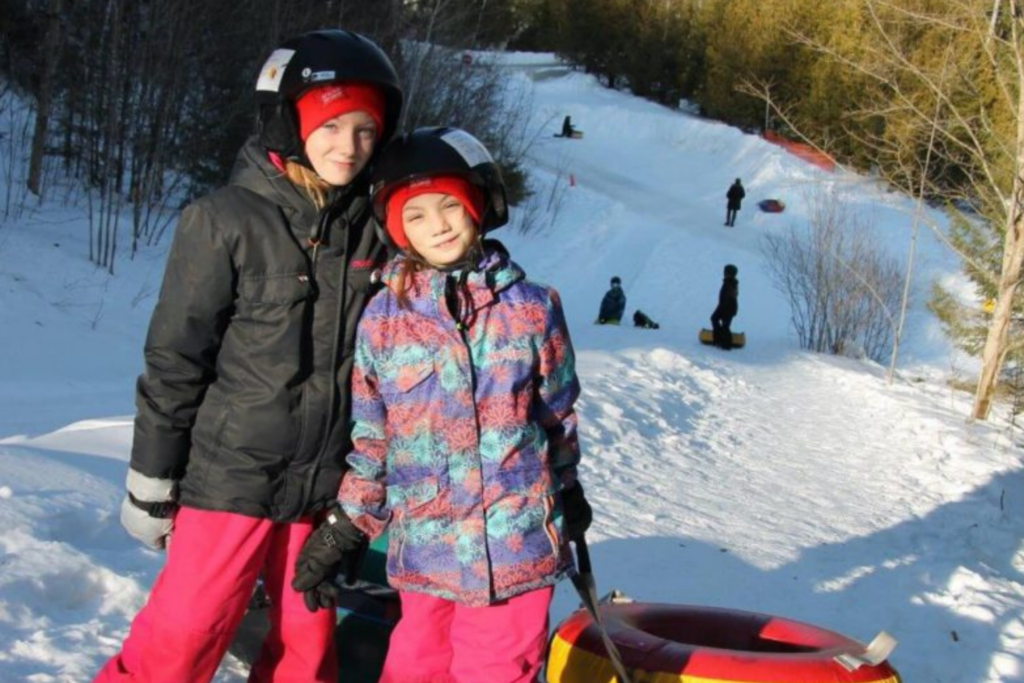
[{"left": 120, "top": 468, "right": 178, "bottom": 550}]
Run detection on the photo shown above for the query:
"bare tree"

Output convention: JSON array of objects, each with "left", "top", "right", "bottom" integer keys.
[
  {"left": 26, "top": 0, "right": 61, "bottom": 198},
  {"left": 5, "top": 0, "right": 538, "bottom": 268},
  {"left": 395, "top": 1, "right": 538, "bottom": 202},
  {"left": 761, "top": 189, "right": 904, "bottom": 363},
  {"left": 1, "top": 85, "right": 35, "bottom": 222},
  {"left": 509, "top": 147, "right": 571, "bottom": 235}
]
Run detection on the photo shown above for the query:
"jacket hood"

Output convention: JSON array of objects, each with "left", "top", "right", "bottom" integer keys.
[{"left": 228, "top": 136, "right": 367, "bottom": 228}]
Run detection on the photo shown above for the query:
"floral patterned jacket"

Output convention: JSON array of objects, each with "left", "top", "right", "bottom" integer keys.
[{"left": 339, "top": 242, "right": 581, "bottom": 606}]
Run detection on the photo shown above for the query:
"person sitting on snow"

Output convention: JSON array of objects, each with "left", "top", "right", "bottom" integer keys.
[
  {"left": 598, "top": 276, "right": 626, "bottom": 324},
  {"left": 560, "top": 115, "right": 575, "bottom": 138}
]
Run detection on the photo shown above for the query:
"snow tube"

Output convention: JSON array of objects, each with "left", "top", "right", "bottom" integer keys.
[
  {"left": 546, "top": 602, "right": 900, "bottom": 683},
  {"left": 758, "top": 199, "right": 786, "bottom": 213},
  {"left": 699, "top": 328, "right": 746, "bottom": 348}
]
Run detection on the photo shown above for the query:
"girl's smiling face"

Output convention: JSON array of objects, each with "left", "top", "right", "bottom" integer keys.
[
  {"left": 401, "top": 192, "right": 478, "bottom": 267},
  {"left": 303, "top": 110, "right": 377, "bottom": 186}
]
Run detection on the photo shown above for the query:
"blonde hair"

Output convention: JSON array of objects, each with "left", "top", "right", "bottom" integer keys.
[{"left": 284, "top": 160, "right": 332, "bottom": 209}]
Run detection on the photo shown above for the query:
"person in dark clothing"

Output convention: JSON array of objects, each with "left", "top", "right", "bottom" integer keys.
[
  {"left": 633, "top": 310, "right": 660, "bottom": 329},
  {"left": 92, "top": 29, "right": 403, "bottom": 683},
  {"left": 726, "top": 178, "right": 745, "bottom": 226},
  {"left": 559, "top": 115, "right": 576, "bottom": 138},
  {"left": 711, "top": 264, "right": 739, "bottom": 350},
  {"left": 598, "top": 275, "right": 626, "bottom": 324}
]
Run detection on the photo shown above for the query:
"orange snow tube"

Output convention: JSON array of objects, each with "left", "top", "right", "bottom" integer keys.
[{"left": 546, "top": 603, "right": 900, "bottom": 683}]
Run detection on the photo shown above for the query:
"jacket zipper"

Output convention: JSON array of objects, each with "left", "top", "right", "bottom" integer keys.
[
  {"left": 307, "top": 207, "right": 332, "bottom": 279},
  {"left": 294, "top": 206, "right": 330, "bottom": 472},
  {"left": 456, "top": 323, "right": 479, "bottom": 398},
  {"left": 446, "top": 274, "right": 483, "bottom": 477},
  {"left": 305, "top": 200, "right": 359, "bottom": 500},
  {"left": 450, "top": 280, "right": 493, "bottom": 594},
  {"left": 446, "top": 274, "right": 480, "bottom": 398}
]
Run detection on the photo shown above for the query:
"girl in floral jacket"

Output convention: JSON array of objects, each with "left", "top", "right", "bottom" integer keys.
[{"left": 292, "top": 127, "right": 593, "bottom": 683}]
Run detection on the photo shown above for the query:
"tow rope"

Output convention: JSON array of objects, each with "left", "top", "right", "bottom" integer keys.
[{"left": 569, "top": 537, "right": 635, "bottom": 683}]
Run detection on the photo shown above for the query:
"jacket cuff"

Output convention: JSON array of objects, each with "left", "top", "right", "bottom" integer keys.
[{"left": 126, "top": 467, "right": 178, "bottom": 502}]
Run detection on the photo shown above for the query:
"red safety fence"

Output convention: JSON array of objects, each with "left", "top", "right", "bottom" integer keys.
[{"left": 762, "top": 131, "right": 835, "bottom": 172}]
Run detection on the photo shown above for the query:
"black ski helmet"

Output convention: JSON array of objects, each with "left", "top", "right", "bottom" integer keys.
[
  {"left": 724, "top": 264, "right": 738, "bottom": 278},
  {"left": 370, "top": 126, "right": 509, "bottom": 248},
  {"left": 255, "top": 29, "right": 403, "bottom": 160},
  {"left": 611, "top": 276, "right": 622, "bottom": 286}
]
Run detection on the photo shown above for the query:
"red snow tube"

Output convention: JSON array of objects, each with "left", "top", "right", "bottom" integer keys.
[
  {"left": 546, "top": 602, "right": 900, "bottom": 683},
  {"left": 759, "top": 198, "right": 786, "bottom": 213}
]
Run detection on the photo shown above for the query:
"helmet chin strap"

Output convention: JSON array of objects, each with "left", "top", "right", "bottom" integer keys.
[
  {"left": 445, "top": 236, "right": 485, "bottom": 273},
  {"left": 443, "top": 237, "right": 486, "bottom": 332}
]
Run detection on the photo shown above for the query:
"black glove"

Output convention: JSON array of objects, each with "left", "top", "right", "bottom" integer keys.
[
  {"left": 561, "top": 483, "right": 593, "bottom": 542},
  {"left": 293, "top": 505, "right": 367, "bottom": 612}
]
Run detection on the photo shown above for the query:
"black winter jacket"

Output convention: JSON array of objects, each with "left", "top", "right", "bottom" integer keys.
[
  {"left": 598, "top": 286, "right": 626, "bottom": 322},
  {"left": 726, "top": 182, "right": 746, "bottom": 210},
  {"left": 716, "top": 276, "right": 739, "bottom": 318},
  {"left": 131, "top": 137, "right": 388, "bottom": 521}
]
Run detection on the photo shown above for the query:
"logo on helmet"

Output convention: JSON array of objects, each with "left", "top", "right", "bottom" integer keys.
[
  {"left": 441, "top": 129, "right": 492, "bottom": 167},
  {"left": 316, "top": 85, "right": 347, "bottom": 105},
  {"left": 256, "top": 48, "right": 296, "bottom": 93}
]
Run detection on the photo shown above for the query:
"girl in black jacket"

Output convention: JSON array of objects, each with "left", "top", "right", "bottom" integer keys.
[{"left": 93, "top": 30, "right": 402, "bottom": 683}]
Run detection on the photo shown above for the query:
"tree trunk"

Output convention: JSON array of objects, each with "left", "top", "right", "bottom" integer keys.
[
  {"left": 27, "top": 0, "right": 64, "bottom": 197},
  {"left": 973, "top": 221, "right": 1024, "bottom": 419},
  {"left": 973, "top": 58, "right": 1024, "bottom": 420}
]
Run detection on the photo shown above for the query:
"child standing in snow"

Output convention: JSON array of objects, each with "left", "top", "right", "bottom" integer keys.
[
  {"left": 711, "top": 264, "right": 739, "bottom": 350},
  {"left": 291, "top": 126, "right": 593, "bottom": 683},
  {"left": 93, "top": 30, "right": 402, "bottom": 683}
]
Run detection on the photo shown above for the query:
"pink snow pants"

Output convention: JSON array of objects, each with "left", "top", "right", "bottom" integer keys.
[
  {"left": 379, "top": 586, "right": 553, "bottom": 683},
  {"left": 92, "top": 506, "right": 337, "bottom": 683}
]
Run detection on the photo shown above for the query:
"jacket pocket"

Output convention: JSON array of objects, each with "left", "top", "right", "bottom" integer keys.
[
  {"left": 393, "top": 361, "right": 435, "bottom": 394},
  {"left": 347, "top": 266, "right": 377, "bottom": 294},
  {"left": 380, "top": 360, "right": 436, "bottom": 405},
  {"left": 490, "top": 466, "right": 561, "bottom": 557},
  {"left": 387, "top": 475, "right": 440, "bottom": 574},
  {"left": 388, "top": 475, "right": 440, "bottom": 514},
  {"left": 493, "top": 466, "right": 558, "bottom": 498},
  {"left": 238, "top": 273, "right": 313, "bottom": 305},
  {"left": 232, "top": 273, "right": 313, "bottom": 354}
]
